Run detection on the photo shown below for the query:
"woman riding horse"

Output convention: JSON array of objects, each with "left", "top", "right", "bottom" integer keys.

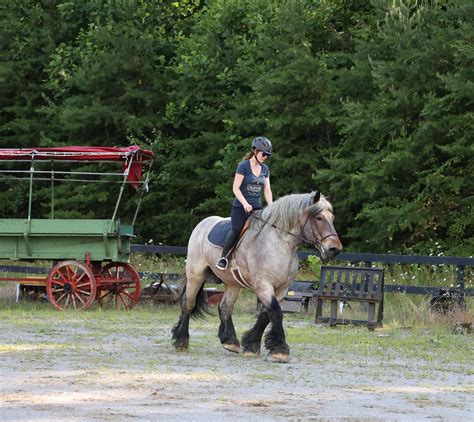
[
  {"left": 216, "top": 136, "right": 273, "bottom": 270},
  {"left": 172, "top": 142, "right": 342, "bottom": 362}
]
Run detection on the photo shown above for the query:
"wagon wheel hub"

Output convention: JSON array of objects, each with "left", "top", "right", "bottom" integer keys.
[
  {"left": 64, "top": 283, "right": 73, "bottom": 294},
  {"left": 109, "top": 283, "right": 120, "bottom": 293}
]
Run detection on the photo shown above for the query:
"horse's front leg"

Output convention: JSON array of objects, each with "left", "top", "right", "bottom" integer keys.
[
  {"left": 218, "top": 286, "right": 241, "bottom": 353},
  {"left": 264, "top": 295, "right": 290, "bottom": 362},
  {"left": 241, "top": 309, "right": 270, "bottom": 357},
  {"left": 242, "top": 285, "right": 289, "bottom": 362}
]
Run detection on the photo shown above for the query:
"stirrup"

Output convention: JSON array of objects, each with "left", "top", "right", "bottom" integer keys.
[{"left": 216, "top": 257, "right": 229, "bottom": 270}]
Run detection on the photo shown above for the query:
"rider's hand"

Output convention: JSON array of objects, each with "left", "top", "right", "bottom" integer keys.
[{"left": 244, "top": 203, "right": 253, "bottom": 213}]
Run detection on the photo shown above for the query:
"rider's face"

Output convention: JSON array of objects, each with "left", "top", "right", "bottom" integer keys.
[{"left": 257, "top": 150, "right": 270, "bottom": 160}]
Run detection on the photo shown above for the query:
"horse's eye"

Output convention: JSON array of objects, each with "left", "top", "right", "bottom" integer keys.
[{"left": 316, "top": 216, "right": 323, "bottom": 222}]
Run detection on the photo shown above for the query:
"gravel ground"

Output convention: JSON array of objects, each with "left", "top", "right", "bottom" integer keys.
[{"left": 0, "top": 292, "right": 473, "bottom": 421}]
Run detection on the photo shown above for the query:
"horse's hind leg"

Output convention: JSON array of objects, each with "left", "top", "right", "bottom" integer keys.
[
  {"left": 218, "top": 286, "right": 241, "bottom": 353},
  {"left": 172, "top": 266, "right": 209, "bottom": 352}
]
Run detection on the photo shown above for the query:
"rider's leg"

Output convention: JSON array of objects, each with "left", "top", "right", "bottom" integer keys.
[
  {"left": 216, "top": 205, "right": 248, "bottom": 270},
  {"left": 221, "top": 229, "right": 239, "bottom": 259}
]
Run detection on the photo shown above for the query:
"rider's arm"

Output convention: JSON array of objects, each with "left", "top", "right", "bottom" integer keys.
[
  {"left": 233, "top": 173, "right": 251, "bottom": 209},
  {"left": 264, "top": 177, "right": 273, "bottom": 206}
]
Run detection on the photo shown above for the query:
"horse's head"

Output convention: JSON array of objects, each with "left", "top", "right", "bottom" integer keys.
[{"left": 300, "top": 192, "right": 343, "bottom": 262}]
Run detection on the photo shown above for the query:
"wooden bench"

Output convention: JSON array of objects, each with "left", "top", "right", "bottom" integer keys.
[{"left": 314, "top": 266, "right": 384, "bottom": 330}]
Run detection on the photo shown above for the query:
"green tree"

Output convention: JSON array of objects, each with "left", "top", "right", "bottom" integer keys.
[
  {"left": 157, "top": 0, "right": 374, "bottom": 245},
  {"left": 316, "top": 0, "right": 473, "bottom": 254}
]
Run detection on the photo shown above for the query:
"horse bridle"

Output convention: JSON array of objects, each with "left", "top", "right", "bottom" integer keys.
[
  {"left": 299, "top": 214, "right": 339, "bottom": 249},
  {"left": 252, "top": 212, "right": 339, "bottom": 251}
]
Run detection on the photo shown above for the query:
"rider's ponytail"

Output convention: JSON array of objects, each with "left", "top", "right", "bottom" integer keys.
[{"left": 243, "top": 151, "right": 253, "bottom": 160}]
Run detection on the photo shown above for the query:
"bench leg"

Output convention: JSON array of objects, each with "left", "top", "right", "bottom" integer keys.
[
  {"left": 368, "top": 302, "right": 376, "bottom": 331},
  {"left": 315, "top": 298, "right": 323, "bottom": 323},
  {"left": 377, "top": 297, "right": 384, "bottom": 328},
  {"left": 330, "top": 300, "right": 338, "bottom": 326},
  {"left": 302, "top": 297, "right": 310, "bottom": 314}
]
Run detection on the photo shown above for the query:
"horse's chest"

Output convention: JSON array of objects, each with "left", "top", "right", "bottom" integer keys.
[{"left": 226, "top": 253, "right": 297, "bottom": 290}]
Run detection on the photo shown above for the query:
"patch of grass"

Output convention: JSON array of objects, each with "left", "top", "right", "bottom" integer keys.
[{"left": 131, "top": 253, "right": 185, "bottom": 274}]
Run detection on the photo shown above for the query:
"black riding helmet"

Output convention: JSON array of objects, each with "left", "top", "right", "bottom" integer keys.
[{"left": 251, "top": 136, "right": 273, "bottom": 156}]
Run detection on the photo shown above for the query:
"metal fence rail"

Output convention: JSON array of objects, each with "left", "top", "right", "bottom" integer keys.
[
  {"left": 1, "top": 244, "right": 473, "bottom": 296},
  {"left": 131, "top": 244, "right": 473, "bottom": 290}
]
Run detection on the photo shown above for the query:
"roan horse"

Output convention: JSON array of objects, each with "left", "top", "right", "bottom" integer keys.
[{"left": 172, "top": 191, "right": 342, "bottom": 362}]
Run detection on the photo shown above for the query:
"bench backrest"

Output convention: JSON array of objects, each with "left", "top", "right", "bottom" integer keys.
[{"left": 317, "top": 265, "right": 384, "bottom": 301}]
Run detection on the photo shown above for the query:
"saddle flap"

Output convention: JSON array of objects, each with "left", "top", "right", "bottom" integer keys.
[{"left": 207, "top": 220, "right": 232, "bottom": 248}]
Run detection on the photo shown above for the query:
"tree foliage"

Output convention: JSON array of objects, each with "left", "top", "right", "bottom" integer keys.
[{"left": 0, "top": 0, "right": 471, "bottom": 255}]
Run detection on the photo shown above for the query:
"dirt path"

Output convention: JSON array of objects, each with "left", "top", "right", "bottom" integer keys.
[{"left": 0, "top": 305, "right": 473, "bottom": 421}]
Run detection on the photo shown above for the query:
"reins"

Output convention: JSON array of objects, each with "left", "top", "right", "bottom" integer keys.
[{"left": 251, "top": 212, "right": 338, "bottom": 249}]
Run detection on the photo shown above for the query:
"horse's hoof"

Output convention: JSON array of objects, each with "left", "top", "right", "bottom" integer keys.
[
  {"left": 223, "top": 343, "right": 240, "bottom": 353},
  {"left": 173, "top": 338, "right": 189, "bottom": 351},
  {"left": 243, "top": 351, "right": 260, "bottom": 358},
  {"left": 270, "top": 352, "right": 290, "bottom": 363}
]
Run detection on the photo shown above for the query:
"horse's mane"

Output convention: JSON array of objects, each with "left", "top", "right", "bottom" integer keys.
[{"left": 253, "top": 192, "right": 332, "bottom": 233}]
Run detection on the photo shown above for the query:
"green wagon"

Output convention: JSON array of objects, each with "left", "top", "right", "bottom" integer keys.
[{"left": 0, "top": 146, "right": 154, "bottom": 310}]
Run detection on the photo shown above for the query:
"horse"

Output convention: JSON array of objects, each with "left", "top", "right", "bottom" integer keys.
[{"left": 171, "top": 191, "right": 343, "bottom": 362}]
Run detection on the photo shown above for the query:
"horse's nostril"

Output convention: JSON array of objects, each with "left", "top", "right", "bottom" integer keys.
[{"left": 328, "top": 247, "right": 341, "bottom": 255}]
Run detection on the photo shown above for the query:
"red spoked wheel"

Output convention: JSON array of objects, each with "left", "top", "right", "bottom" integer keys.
[
  {"left": 98, "top": 262, "right": 141, "bottom": 309},
  {"left": 47, "top": 260, "right": 97, "bottom": 310}
]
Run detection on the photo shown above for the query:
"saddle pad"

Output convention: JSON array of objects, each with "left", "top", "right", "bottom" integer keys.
[{"left": 207, "top": 219, "right": 232, "bottom": 248}]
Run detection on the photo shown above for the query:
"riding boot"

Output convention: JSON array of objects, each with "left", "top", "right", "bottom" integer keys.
[{"left": 216, "top": 230, "right": 239, "bottom": 270}]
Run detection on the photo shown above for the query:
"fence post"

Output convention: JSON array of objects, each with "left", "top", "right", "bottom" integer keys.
[{"left": 456, "top": 265, "right": 465, "bottom": 291}]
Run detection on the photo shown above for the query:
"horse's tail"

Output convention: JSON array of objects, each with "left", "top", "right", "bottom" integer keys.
[{"left": 179, "top": 276, "right": 212, "bottom": 319}]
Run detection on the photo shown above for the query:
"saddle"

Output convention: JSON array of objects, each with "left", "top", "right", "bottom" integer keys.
[{"left": 207, "top": 218, "right": 251, "bottom": 253}]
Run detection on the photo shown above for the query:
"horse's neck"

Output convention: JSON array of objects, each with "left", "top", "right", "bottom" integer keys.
[{"left": 249, "top": 213, "right": 302, "bottom": 251}]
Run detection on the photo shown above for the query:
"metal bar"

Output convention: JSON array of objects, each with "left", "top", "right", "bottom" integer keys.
[
  {"left": 0, "top": 176, "right": 145, "bottom": 184},
  {"left": 0, "top": 170, "right": 125, "bottom": 176},
  {"left": 51, "top": 166, "right": 54, "bottom": 219},
  {"left": 384, "top": 285, "right": 446, "bottom": 295},
  {"left": 130, "top": 244, "right": 187, "bottom": 254},
  {"left": 27, "top": 162, "right": 34, "bottom": 220},
  {"left": 132, "top": 161, "right": 153, "bottom": 226},
  {"left": 110, "top": 155, "right": 134, "bottom": 231},
  {"left": 297, "top": 250, "right": 474, "bottom": 266}
]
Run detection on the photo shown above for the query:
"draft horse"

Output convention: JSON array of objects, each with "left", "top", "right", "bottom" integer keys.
[{"left": 172, "top": 191, "right": 342, "bottom": 362}]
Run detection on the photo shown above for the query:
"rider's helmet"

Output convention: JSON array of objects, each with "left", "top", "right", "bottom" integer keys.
[{"left": 251, "top": 136, "right": 273, "bottom": 156}]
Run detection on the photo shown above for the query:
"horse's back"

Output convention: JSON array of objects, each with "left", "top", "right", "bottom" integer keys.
[{"left": 188, "top": 215, "right": 227, "bottom": 253}]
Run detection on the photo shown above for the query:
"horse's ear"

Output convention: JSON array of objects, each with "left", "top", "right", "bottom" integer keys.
[
  {"left": 313, "top": 191, "right": 321, "bottom": 204},
  {"left": 327, "top": 194, "right": 333, "bottom": 204}
]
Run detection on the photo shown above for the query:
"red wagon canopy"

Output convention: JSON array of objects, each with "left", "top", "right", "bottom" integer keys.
[{"left": 0, "top": 145, "right": 154, "bottom": 189}]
